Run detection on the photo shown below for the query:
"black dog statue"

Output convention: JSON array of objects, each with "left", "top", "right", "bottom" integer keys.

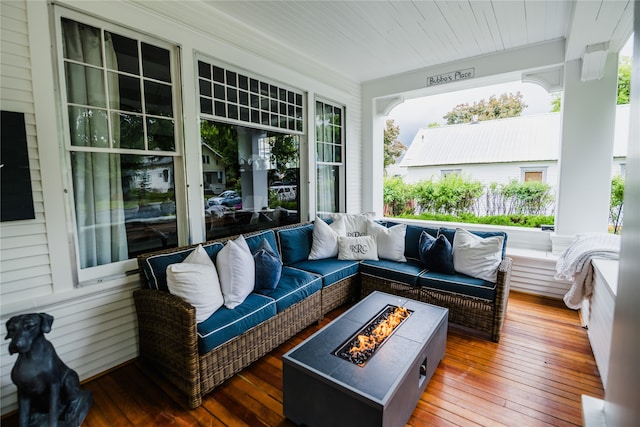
[{"left": 5, "top": 313, "right": 92, "bottom": 427}]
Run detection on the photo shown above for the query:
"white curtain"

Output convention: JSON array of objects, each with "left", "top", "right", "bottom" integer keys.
[
  {"left": 317, "top": 164, "right": 336, "bottom": 213},
  {"left": 63, "top": 20, "right": 127, "bottom": 268}
]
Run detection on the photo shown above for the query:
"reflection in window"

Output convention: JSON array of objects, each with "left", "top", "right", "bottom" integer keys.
[{"left": 201, "top": 120, "right": 300, "bottom": 240}]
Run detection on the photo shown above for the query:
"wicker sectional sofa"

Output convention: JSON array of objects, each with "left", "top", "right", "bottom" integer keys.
[{"left": 134, "top": 219, "right": 512, "bottom": 408}]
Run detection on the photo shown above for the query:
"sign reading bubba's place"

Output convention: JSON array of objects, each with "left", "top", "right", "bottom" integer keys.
[{"left": 426, "top": 68, "right": 475, "bottom": 86}]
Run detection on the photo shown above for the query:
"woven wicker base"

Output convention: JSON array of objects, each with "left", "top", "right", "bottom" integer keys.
[
  {"left": 361, "top": 257, "right": 512, "bottom": 343},
  {"left": 321, "top": 274, "right": 359, "bottom": 314}
]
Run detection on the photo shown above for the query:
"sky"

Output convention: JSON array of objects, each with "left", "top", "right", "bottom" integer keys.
[{"left": 388, "top": 36, "right": 635, "bottom": 147}]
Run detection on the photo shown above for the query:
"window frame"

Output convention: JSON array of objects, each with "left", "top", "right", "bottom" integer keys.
[
  {"left": 520, "top": 166, "right": 548, "bottom": 183},
  {"left": 315, "top": 97, "right": 346, "bottom": 215},
  {"left": 53, "top": 7, "right": 186, "bottom": 283}
]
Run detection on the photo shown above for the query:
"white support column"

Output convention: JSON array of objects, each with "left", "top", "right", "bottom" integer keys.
[{"left": 552, "top": 54, "right": 619, "bottom": 253}]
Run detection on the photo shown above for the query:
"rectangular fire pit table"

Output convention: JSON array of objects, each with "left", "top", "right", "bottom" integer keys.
[{"left": 283, "top": 291, "right": 448, "bottom": 427}]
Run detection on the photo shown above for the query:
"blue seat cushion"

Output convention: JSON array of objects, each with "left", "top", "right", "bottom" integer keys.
[
  {"left": 197, "top": 293, "right": 276, "bottom": 353},
  {"left": 291, "top": 258, "right": 360, "bottom": 287},
  {"left": 276, "top": 223, "right": 313, "bottom": 265},
  {"left": 418, "top": 270, "right": 497, "bottom": 301},
  {"left": 141, "top": 242, "right": 224, "bottom": 291},
  {"left": 255, "top": 267, "right": 322, "bottom": 312},
  {"left": 359, "top": 259, "right": 426, "bottom": 286}
]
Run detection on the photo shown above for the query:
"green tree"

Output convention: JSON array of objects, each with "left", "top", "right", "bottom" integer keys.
[
  {"left": 443, "top": 92, "right": 527, "bottom": 125},
  {"left": 384, "top": 119, "right": 406, "bottom": 169},
  {"left": 551, "top": 94, "right": 562, "bottom": 112},
  {"left": 383, "top": 176, "right": 413, "bottom": 216},
  {"left": 610, "top": 174, "right": 625, "bottom": 234},
  {"left": 617, "top": 56, "right": 632, "bottom": 105}
]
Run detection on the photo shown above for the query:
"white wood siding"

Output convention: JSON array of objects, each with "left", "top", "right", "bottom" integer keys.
[{"left": 0, "top": 1, "right": 52, "bottom": 303}]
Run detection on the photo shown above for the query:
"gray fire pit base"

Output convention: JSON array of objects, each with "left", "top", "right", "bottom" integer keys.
[{"left": 283, "top": 291, "right": 448, "bottom": 427}]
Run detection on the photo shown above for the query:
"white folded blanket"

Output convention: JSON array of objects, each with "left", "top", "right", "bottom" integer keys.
[{"left": 555, "top": 234, "right": 620, "bottom": 309}]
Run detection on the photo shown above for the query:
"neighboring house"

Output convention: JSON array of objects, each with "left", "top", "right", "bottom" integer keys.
[
  {"left": 399, "top": 104, "right": 630, "bottom": 186},
  {"left": 202, "top": 142, "right": 226, "bottom": 195}
]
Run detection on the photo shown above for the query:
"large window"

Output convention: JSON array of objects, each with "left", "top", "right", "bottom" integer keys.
[
  {"left": 57, "top": 13, "right": 181, "bottom": 278},
  {"left": 315, "top": 99, "right": 345, "bottom": 214},
  {"left": 198, "top": 59, "right": 303, "bottom": 240}
]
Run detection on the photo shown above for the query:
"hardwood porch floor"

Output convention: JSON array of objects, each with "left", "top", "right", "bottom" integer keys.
[{"left": 3, "top": 292, "right": 603, "bottom": 426}]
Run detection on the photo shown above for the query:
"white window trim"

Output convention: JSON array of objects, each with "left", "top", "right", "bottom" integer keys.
[
  {"left": 520, "top": 166, "right": 548, "bottom": 182},
  {"left": 315, "top": 96, "right": 346, "bottom": 215},
  {"left": 53, "top": 6, "right": 185, "bottom": 284}
]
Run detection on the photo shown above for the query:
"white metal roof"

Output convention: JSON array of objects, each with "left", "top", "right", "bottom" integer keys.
[{"left": 400, "top": 104, "right": 630, "bottom": 168}]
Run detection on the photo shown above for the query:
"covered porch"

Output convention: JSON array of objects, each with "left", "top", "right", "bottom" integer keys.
[{"left": 1, "top": 1, "right": 638, "bottom": 424}]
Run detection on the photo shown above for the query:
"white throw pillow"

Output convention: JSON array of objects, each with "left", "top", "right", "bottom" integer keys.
[
  {"left": 366, "top": 220, "right": 406, "bottom": 262},
  {"left": 452, "top": 228, "right": 504, "bottom": 282},
  {"left": 330, "top": 213, "right": 374, "bottom": 237},
  {"left": 166, "top": 245, "right": 224, "bottom": 323},
  {"left": 337, "top": 235, "right": 379, "bottom": 261},
  {"left": 216, "top": 235, "right": 255, "bottom": 309},
  {"left": 309, "top": 217, "right": 346, "bottom": 260}
]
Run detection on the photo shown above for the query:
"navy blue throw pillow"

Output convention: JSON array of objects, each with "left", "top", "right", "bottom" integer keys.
[
  {"left": 418, "top": 231, "right": 456, "bottom": 275},
  {"left": 253, "top": 239, "right": 282, "bottom": 291}
]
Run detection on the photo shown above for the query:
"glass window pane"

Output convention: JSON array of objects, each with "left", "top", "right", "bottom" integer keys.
[
  {"left": 198, "top": 60, "right": 211, "bottom": 79},
  {"left": 215, "top": 101, "right": 226, "bottom": 117},
  {"left": 228, "top": 105, "right": 238, "bottom": 120},
  {"left": 238, "top": 91, "right": 249, "bottom": 106},
  {"left": 199, "top": 79, "right": 212, "bottom": 97},
  {"left": 71, "top": 152, "right": 177, "bottom": 267},
  {"left": 109, "top": 72, "right": 142, "bottom": 112},
  {"left": 333, "top": 126, "right": 341, "bottom": 146},
  {"left": 226, "top": 70, "right": 237, "bottom": 87},
  {"left": 317, "top": 142, "right": 325, "bottom": 162},
  {"left": 335, "top": 145, "right": 342, "bottom": 163},
  {"left": 65, "top": 63, "right": 106, "bottom": 108},
  {"left": 238, "top": 75, "right": 248, "bottom": 90},
  {"left": 141, "top": 43, "right": 171, "bottom": 82},
  {"left": 106, "top": 32, "right": 139, "bottom": 75},
  {"left": 324, "top": 124, "right": 333, "bottom": 144},
  {"left": 214, "top": 84, "right": 225, "bottom": 100},
  {"left": 213, "top": 66, "right": 225, "bottom": 83},
  {"left": 120, "top": 154, "right": 177, "bottom": 258},
  {"left": 200, "top": 121, "right": 300, "bottom": 241},
  {"left": 68, "top": 106, "right": 109, "bottom": 147},
  {"left": 147, "top": 117, "right": 175, "bottom": 151},
  {"left": 240, "top": 107, "right": 250, "bottom": 122},
  {"left": 144, "top": 81, "right": 173, "bottom": 117},
  {"left": 317, "top": 164, "right": 338, "bottom": 213},
  {"left": 227, "top": 87, "right": 237, "bottom": 103},
  {"left": 316, "top": 122, "right": 323, "bottom": 141},
  {"left": 200, "top": 97, "right": 213, "bottom": 115},
  {"left": 62, "top": 19, "right": 103, "bottom": 67},
  {"left": 112, "top": 112, "right": 144, "bottom": 149}
]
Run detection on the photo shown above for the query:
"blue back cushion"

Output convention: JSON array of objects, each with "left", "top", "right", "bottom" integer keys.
[
  {"left": 141, "top": 242, "right": 224, "bottom": 291},
  {"left": 276, "top": 223, "right": 313, "bottom": 265},
  {"left": 253, "top": 238, "right": 282, "bottom": 291},
  {"left": 244, "top": 229, "right": 278, "bottom": 254},
  {"left": 404, "top": 224, "right": 439, "bottom": 261}
]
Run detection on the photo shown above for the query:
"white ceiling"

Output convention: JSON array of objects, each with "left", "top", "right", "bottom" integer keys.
[{"left": 137, "top": 0, "right": 634, "bottom": 83}]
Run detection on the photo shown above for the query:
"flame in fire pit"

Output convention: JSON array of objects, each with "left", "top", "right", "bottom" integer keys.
[
  {"left": 349, "top": 306, "right": 409, "bottom": 356},
  {"left": 334, "top": 305, "right": 412, "bottom": 366}
]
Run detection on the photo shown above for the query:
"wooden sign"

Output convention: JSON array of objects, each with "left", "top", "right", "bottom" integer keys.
[{"left": 426, "top": 68, "right": 475, "bottom": 86}]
